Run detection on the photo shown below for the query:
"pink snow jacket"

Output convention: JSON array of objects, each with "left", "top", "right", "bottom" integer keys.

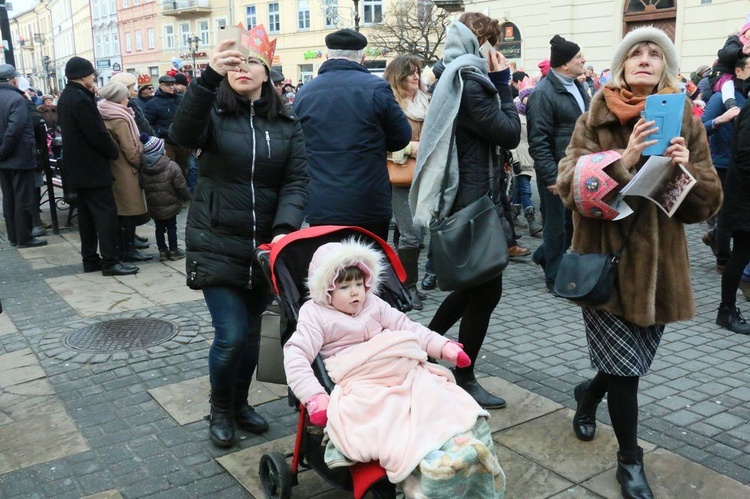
[{"left": 283, "top": 239, "right": 451, "bottom": 405}]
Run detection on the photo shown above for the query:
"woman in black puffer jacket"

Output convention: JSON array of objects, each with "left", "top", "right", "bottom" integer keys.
[{"left": 170, "top": 33, "right": 308, "bottom": 449}]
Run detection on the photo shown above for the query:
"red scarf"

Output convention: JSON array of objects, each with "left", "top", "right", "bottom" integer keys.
[{"left": 603, "top": 86, "right": 679, "bottom": 125}]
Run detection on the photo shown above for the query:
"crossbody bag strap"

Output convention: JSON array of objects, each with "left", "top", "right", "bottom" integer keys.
[{"left": 612, "top": 207, "right": 644, "bottom": 261}]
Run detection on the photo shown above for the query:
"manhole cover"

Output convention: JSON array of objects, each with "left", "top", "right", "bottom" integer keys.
[{"left": 63, "top": 318, "right": 178, "bottom": 353}]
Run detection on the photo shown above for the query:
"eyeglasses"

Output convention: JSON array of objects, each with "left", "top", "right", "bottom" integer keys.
[{"left": 274, "top": 81, "right": 284, "bottom": 87}]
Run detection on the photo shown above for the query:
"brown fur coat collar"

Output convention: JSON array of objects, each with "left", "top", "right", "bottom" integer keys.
[{"left": 556, "top": 91, "right": 722, "bottom": 326}]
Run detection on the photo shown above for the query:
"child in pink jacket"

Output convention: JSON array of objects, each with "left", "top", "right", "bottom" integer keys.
[{"left": 283, "top": 239, "right": 503, "bottom": 491}]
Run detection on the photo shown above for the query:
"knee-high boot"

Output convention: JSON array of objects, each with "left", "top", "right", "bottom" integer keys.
[
  {"left": 398, "top": 247, "right": 423, "bottom": 310},
  {"left": 232, "top": 381, "right": 269, "bottom": 434},
  {"left": 208, "top": 389, "right": 235, "bottom": 448}
]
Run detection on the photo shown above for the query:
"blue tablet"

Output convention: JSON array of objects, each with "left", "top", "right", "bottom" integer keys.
[{"left": 641, "top": 93, "right": 686, "bottom": 156}]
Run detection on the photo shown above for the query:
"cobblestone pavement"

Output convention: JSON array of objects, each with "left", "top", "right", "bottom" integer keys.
[{"left": 0, "top": 199, "right": 749, "bottom": 498}]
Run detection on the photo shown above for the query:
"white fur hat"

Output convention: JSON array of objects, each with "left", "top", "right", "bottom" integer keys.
[
  {"left": 307, "top": 239, "right": 384, "bottom": 306},
  {"left": 610, "top": 27, "right": 679, "bottom": 77}
]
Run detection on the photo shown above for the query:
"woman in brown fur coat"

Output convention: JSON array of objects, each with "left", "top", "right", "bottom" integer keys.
[{"left": 556, "top": 27, "right": 722, "bottom": 499}]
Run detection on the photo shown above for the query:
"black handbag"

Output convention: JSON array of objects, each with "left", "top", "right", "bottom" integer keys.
[
  {"left": 554, "top": 252, "right": 619, "bottom": 305},
  {"left": 554, "top": 211, "right": 641, "bottom": 305},
  {"left": 429, "top": 118, "right": 508, "bottom": 291}
]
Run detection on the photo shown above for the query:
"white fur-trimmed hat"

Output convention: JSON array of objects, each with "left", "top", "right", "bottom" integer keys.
[{"left": 610, "top": 27, "right": 679, "bottom": 77}]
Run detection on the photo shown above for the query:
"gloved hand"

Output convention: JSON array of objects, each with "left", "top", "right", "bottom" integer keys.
[
  {"left": 305, "top": 393, "right": 330, "bottom": 427},
  {"left": 441, "top": 340, "right": 471, "bottom": 368}
]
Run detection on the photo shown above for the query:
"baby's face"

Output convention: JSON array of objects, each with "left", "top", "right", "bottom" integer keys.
[{"left": 330, "top": 278, "right": 365, "bottom": 316}]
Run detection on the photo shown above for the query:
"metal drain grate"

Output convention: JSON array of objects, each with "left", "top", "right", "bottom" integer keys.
[{"left": 63, "top": 318, "right": 178, "bottom": 353}]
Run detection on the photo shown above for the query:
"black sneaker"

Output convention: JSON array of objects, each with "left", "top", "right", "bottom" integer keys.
[{"left": 716, "top": 305, "right": 750, "bottom": 335}]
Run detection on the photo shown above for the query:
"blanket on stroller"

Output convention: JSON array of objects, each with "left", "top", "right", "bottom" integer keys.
[
  {"left": 323, "top": 331, "right": 489, "bottom": 483},
  {"left": 326, "top": 416, "right": 506, "bottom": 499}
]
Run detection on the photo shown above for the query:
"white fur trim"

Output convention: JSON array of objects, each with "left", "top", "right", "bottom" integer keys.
[
  {"left": 610, "top": 27, "right": 679, "bottom": 78},
  {"left": 307, "top": 239, "right": 385, "bottom": 306}
]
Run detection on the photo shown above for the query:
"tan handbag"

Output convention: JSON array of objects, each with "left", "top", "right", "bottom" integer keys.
[{"left": 387, "top": 157, "right": 417, "bottom": 187}]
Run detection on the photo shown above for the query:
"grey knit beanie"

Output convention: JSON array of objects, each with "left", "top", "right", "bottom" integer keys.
[{"left": 610, "top": 27, "right": 679, "bottom": 78}]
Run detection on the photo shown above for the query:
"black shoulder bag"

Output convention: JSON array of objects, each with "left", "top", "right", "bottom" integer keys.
[
  {"left": 429, "top": 117, "right": 509, "bottom": 292},
  {"left": 554, "top": 210, "right": 642, "bottom": 306}
]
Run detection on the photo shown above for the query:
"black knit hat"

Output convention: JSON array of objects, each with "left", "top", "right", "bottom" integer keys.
[
  {"left": 325, "top": 29, "right": 368, "bottom": 50},
  {"left": 65, "top": 56, "right": 96, "bottom": 80},
  {"left": 549, "top": 35, "right": 581, "bottom": 68},
  {"left": 173, "top": 73, "right": 189, "bottom": 86}
]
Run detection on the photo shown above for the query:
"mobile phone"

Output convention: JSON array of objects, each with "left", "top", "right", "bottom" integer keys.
[
  {"left": 641, "top": 93, "right": 686, "bottom": 156},
  {"left": 479, "top": 41, "right": 495, "bottom": 60}
]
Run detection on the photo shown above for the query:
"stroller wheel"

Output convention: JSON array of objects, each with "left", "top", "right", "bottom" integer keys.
[{"left": 259, "top": 452, "right": 293, "bottom": 499}]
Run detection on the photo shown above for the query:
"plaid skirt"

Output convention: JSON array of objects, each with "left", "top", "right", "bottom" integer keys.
[{"left": 582, "top": 307, "right": 664, "bottom": 377}]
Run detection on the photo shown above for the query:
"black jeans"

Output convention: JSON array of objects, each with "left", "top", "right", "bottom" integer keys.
[
  {"left": 533, "top": 176, "right": 572, "bottom": 288},
  {"left": 0, "top": 169, "right": 36, "bottom": 245},
  {"left": 155, "top": 216, "right": 178, "bottom": 251},
  {"left": 721, "top": 230, "right": 750, "bottom": 306},
  {"left": 76, "top": 186, "right": 121, "bottom": 267},
  {"left": 428, "top": 274, "right": 503, "bottom": 372}
]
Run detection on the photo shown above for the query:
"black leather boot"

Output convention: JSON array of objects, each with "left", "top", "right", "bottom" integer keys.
[
  {"left": 616, "top": 447, "right": 653, "bottom": 499},
  {"left": 232, "top": 382, "right": 269, "bottom": 434},
  {"left": 453, "top": 369, "right": 506, "bottom": 409},
  {"left": 398, "top": 247, "right": 423, "bottom": 310},
  {"left": 209, "top": 391, "right": 235, "bottom": 449},
  {"left": 121, "top": 218, "right": 153, "bottom": 262},
  {"left": 716, "top": 304, "right": 750, "bottom": 334},
  {"left": 573, "top": 380, "right": 603, "bottom": 441}
]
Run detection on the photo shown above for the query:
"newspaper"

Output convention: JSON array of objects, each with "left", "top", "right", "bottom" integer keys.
[{"left": 619, "top": 156, "right": 696, "bottom": 217}]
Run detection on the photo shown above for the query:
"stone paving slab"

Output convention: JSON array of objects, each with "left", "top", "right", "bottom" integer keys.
[
  {"left": 494, "top": 444, "right": 578, "bottom": 498},
  {"left": 45, "top": 263, "right": 202, "bottom": 318},
  {"left": 0, "top": 349, "right": 89, "bottom": 475},
  {"left": 582, "top": 448, "right": 750, "bottom": 498},
  {"left": 149, "top": 375, "right": 287, "bottom": 426},
  {"left": 217, "top": 434, "right": 350, "bottom": 498},
  {"left": 16, "top": 235, "right": 82, "bottom": 270},
  {"left": 0, "top": 310, "right": 17, "bottom": 336},
  {"left": 497, "top": 409, "right": 656, "bottom": 484},
  {"left": 478, "top": 376, "right": 563, "bottom": 433}
]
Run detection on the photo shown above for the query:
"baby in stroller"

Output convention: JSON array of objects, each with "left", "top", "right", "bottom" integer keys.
[{"left": 283, "top": 238, "right": 504, "bottom": 497}]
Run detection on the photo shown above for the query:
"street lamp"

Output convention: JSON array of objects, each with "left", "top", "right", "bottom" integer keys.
[{"left": 188, "top": 36, "right": 201, "bottom": 77}]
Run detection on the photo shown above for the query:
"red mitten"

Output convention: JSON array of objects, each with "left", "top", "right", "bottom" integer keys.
[
  {"left": 441, "top": 340, "right": 472, "bottom": 368},
  {"left": 305, "top": 393, "right": 330, "bottom": 427}
]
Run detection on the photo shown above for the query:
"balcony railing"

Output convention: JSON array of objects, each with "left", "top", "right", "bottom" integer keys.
[
  {"left": 161, "top": 0, "right": 211, "bottom": 15},
  {"left": 432, "top": 0, "right": 464, "bottom": 12}
]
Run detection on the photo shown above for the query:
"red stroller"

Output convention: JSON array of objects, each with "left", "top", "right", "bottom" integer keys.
[{"left": 255, "top": 226, "right": 413, "bottom": 499}]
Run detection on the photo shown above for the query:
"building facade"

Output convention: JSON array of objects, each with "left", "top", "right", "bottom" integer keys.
[
  {"left": 91, "top": 0, "right": 123, "bottom": 86},
  {"left": 117, "top": 0, "right": 161, "bottom": 84},
  {"left": 9, "top": 3, "right": 55, "bottom": 93},
  {"left": 11, "top": 0, "right": 749, "bottom": 88},
  {"left": 454, "top": 0, "right": 748, "bottom": 77}
]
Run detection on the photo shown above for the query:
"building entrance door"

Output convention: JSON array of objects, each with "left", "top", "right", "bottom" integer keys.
[{"left": 623, "top": 0, "right": 676, "bottom": 41}]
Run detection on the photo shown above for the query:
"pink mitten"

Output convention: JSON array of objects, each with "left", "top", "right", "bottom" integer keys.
[
  {"left": 305, "top": 393, "right": 330, "bottom": 427},
  {"left": 441, "top": 341, "right": 472, "bottom": 368}
]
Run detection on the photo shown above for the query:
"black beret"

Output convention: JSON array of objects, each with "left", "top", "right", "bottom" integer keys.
[
  {"left": 270, "top": 69, "right": 285, "bottom": 83},
  {"left": 325, "top": 29, "right": 368, "bottom": 50},
  {"left": 0, "top": 64, "right": 18, "bottom": 82},
  {"left": 158, "top": 75, "right": 176, "bottom": 84},
  {"left": 549, "top": 35, "right": 581, "bottom": 68},
  {"left": 65, "top": 57, "right": 96, "bottom": 80}
]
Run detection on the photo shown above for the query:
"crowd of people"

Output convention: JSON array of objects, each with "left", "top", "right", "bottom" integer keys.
[{"left": 0, "top": 10, "right": 743, "bottom": 498}]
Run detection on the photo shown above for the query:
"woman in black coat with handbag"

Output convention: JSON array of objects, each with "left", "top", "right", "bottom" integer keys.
[
  {"left": 170, "top": 28, "right": 308, "bottom": 449},
  {"left": 410, "top": 13, "right": 521, "bottom": 409}
]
